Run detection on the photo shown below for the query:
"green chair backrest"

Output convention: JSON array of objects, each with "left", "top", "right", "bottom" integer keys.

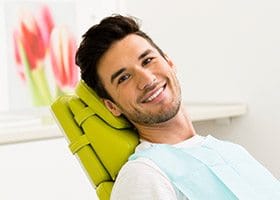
[{"left": 51, "top": 81, "right": 139, "bottom": 200}]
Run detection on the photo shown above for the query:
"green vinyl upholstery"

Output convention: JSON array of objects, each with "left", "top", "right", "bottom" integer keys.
[{"left": 51, "top": 81, "right": 139, "bottom": 200}]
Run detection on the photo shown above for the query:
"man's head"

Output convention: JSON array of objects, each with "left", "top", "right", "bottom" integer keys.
[
  {"left": 76, "top": 15, "right": 165, "bottom": 100},
  {"left": 76, "top": 15, "right": 181, "bottom": 127}
]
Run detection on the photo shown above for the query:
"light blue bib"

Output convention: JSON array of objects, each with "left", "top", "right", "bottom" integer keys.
[{"left": 129, "top": 135, "right": 280, "bottom": 200}]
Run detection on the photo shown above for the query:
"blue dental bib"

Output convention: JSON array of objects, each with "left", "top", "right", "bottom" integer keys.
[{"left": 129, "top": 136, "right": 280, "bottom": 200}]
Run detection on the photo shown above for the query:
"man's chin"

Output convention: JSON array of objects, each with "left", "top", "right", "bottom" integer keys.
[{"left": 134, "top": 102, "right": 181, "bottom": 125}]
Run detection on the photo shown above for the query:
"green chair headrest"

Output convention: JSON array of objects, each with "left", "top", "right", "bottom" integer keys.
[
  {"left": 51, "top": 80, "right": 139, "bottom": 200},
  {"left": 75, "top": 81, "right": 131, "bottom": 129}
]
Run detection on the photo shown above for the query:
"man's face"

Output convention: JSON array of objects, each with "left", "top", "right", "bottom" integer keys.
[{"left": 97, "top": 34, "right": 181, "bottom": 126}]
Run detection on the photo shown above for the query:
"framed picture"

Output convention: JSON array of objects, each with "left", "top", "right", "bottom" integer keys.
[
  {"left": 4, "top": 1, "right": 78, "bottom": 109},
  {"left": 0, "top": 0, "right": 124, "bottom": 144}
]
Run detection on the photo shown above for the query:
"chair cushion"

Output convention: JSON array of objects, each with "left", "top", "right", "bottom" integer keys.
[
  {"left": 75, "top": 81, "right": 131, "bottom": 129},
  {"left": 51, "top": 80, "right": 139, "bottom": 200},
  {"left": 51, "top": 96, "right": 111, "bottom": 186},
  {"left": 68, "top": 95, "right": 138, "bottom": 180}
]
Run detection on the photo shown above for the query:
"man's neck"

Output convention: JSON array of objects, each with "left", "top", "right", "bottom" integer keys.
[{"left": 134, "top": 106, "right": 196, "bottom": 144}]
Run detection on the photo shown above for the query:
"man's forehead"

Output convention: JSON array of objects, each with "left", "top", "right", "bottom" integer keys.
[
  {"left": 111, "top": 34, "right": 154, "bottom": 52},
  {"left": 99, "top": 35, "right": 154, "bottom": 66}
]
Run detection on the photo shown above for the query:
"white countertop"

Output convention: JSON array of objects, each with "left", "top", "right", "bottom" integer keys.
[
  {"left": 187, "top": 103, "right": 247, "bottom": 121},
  {"left": 0, "top": 103, "right": 247, "bottom": 145}
]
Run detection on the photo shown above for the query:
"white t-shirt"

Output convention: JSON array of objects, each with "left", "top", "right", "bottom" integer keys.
[{"left": 110, "top": 135, "right": 205, "bottom": 200}]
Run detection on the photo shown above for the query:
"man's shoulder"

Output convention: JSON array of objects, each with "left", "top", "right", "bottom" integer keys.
[
  {"left": 118, "top": 157, "right": 166, "bottom": 178},
  {"left": 111, "top": 158, "right": 177, "bottom": 200}
]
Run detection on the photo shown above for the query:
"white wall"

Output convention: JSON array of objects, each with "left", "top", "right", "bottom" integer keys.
[
  {"left": 124, "top": 0, "right": 280, "bottom": 178},
  {"left": 0, "top": 1, "right": 9, "bottom": 111},
  {"left": 0, "top": 138, "right": 98, "bottom": 200}
]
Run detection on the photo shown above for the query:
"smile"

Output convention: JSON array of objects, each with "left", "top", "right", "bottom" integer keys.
[{"left": 142, "top": 84, "right": 166, "bottom": 103}]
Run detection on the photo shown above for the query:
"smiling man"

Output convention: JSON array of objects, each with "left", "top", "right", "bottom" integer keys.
[
  {"left": 75, "top": 15, "right": 280, "bottom": 200},
  {"left": 98, "top": 33, "right": 192, "bottom": 144}
]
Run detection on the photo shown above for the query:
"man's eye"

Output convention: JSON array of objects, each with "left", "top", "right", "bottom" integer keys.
[
  {"left": 142, "top": 57, "right": 154, "bottom": 66},
  {"left": 118, "top": 74, "right": 130, "bottom": 84}
]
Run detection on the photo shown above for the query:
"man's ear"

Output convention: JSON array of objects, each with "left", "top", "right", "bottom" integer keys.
[{"left": 103, "top": 99, "right": 122, "bottom": 117}]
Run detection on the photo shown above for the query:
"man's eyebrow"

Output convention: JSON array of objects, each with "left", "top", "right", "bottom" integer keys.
[
  {"left": 110, "top": 50, "right": 153, "bottom": 84},
  {"left": 138, "top": 49, "right": 152, "bottom": 60},
  {"left": 111, "top": 67, "right": 126, "bottom": 84}
]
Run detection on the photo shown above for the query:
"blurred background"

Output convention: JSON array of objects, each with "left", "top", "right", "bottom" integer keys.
[{"left": 0, "top": 0, "right": 279, "bottom": 199}]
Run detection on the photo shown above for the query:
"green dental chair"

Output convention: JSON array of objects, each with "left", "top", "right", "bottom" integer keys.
[{"left": 51, "top": 81, "right": 139, "bottom": 200}]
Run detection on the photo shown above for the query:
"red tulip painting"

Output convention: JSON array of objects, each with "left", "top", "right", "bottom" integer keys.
[
  {"left": 36, "top": 5, "right": 54, "bottom": 49},
  {"left": 13, "top": 7, "right": 52, "bottom": 105},
  {"left": 49, "top": 26, "right": 78, "bottom": 96},
  {"left": 9, "top": 3, "right": 78, "bottom": 106}
]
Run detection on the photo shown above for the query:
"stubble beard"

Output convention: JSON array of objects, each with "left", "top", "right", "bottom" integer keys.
[
  {"left": 131, "top": 96, "right": 181, "bottom": 125},
  {"left": 117, "top": 84, "right": 182, "bottom": 126}
]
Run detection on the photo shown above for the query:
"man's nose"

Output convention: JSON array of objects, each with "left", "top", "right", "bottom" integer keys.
[{"left": 136, "top": 67, "right": 157, "bottom": 90}]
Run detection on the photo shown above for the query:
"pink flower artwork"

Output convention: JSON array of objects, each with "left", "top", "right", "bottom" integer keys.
[
  {"left": 10, "top": 2, "right": 78, "bottom": 106},
  {"left": 49, "top": 26, "right": 78, "bottom": 95}
]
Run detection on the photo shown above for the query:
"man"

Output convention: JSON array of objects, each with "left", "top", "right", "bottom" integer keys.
[{"left": 75, "top": 15, "right": 280, "bottom": 200}]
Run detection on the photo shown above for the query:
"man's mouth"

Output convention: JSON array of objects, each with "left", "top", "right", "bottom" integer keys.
[{"left": 142, "top": 84, "right": 166, "bottom": 103}]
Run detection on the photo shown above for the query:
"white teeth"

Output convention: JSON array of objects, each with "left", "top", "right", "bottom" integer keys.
[{"left": 145, "top": 87, "right": 164, "bottom": 102}]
